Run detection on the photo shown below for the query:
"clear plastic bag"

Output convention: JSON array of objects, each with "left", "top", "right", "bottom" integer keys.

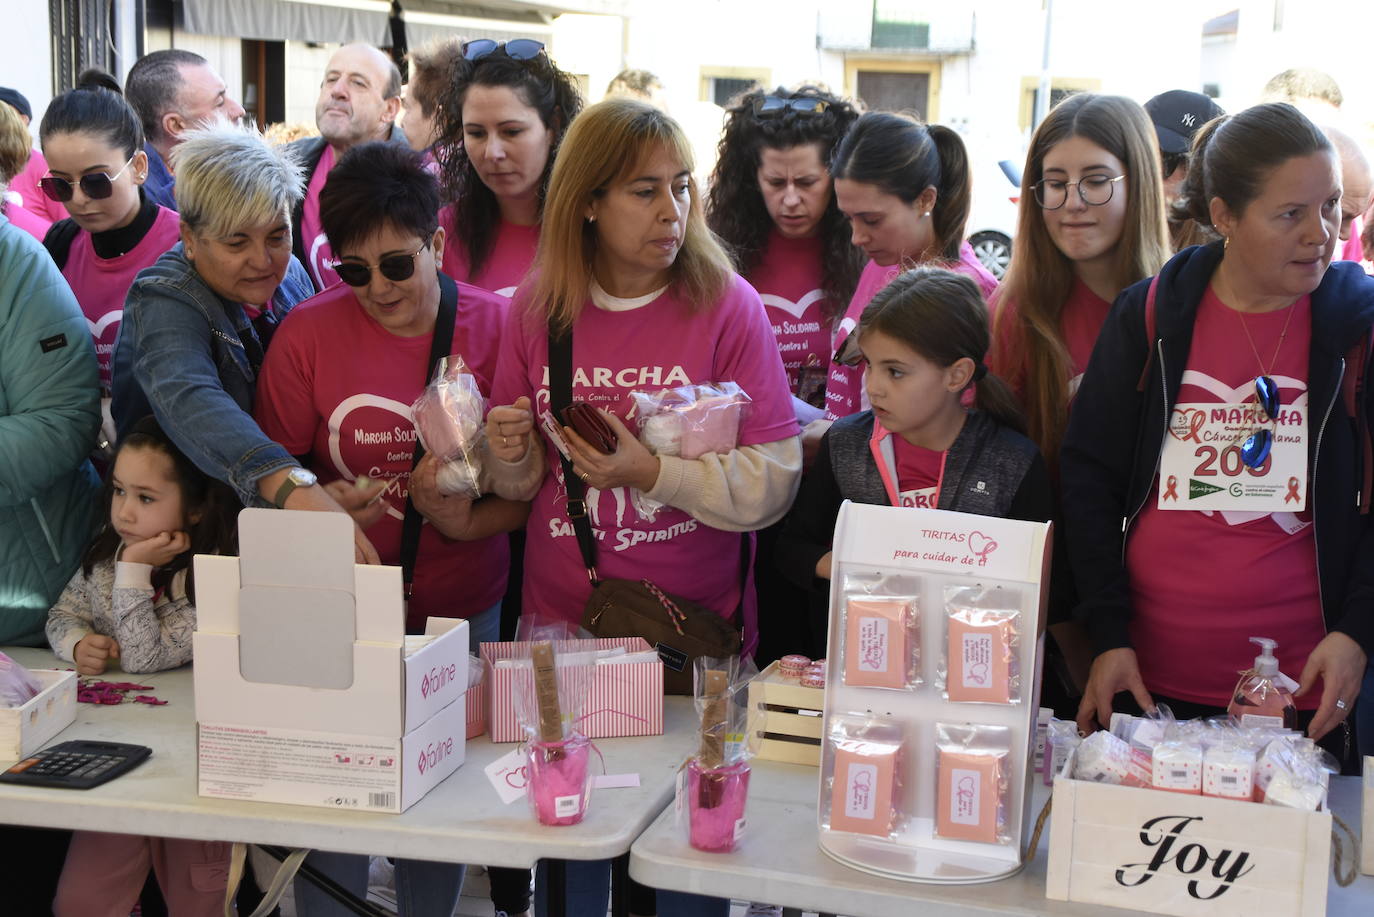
[
  {"left": 838, "top": 570, "right": 921, "bottom": 690},
  {"left": 1074, "top": 729, "right": 1148, "bottom": 786},
  {"left": 821, "top": 714, "right": 907, "bottom": 839},
  {"left": 629, "top": 382, "right": 752, "bottom": 521},
  {"left": 410, "top": 355, "right": 486, "bottom": 498},
  {"left": 939, "top": 585, "right": 1021, "bottom": 704},
  {"left": 682, "top": 656, "right": 762, "bottom": 852},
  {"left": 510, "top": 641, "right": 599, "bottom": 825},
  {"left": 1044, "top": 718, "right": 1082, "bottom": 786},
  {"left": 934, "top": 722, "right": 1013, "bottom": 845},
  {"left": 0, "top": 651, "right": 41, "bottom": 707}
]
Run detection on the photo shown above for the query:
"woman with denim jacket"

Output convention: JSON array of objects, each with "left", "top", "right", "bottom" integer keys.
[{"left": 111, "top": 122, "right": 381, "bottom": 560}]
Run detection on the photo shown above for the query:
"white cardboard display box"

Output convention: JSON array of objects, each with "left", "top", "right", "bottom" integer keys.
[
  {"left": 192, "top": 510, "right": 469, "bottom": 812},
  {"left": 0, "top": 669, "right": 77, "bottom": 763},
  {"left": 1047, "top": 751, "right": 1331, "bottom": 917}
]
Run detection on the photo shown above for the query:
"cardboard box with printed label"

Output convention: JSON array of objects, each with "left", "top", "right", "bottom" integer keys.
[
  {"left": 192, "top": 510, "right": 469, "bottom": 813},
  {"left": 0, "top": 669, "right": 77, "bottom": 764},
  {"left": 1048, "top": 751, "right": 1331, "bottom": 917}
]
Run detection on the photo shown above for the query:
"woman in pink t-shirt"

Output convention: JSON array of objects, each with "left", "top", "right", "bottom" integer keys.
[
  {"left": 0, "top": 101, "right": 49, "bottom": 240},
  {"left": 485, "top": 94, "right": 800, "bottom": 917},
  {"left": 431, "top": 40, "right": 583, "bottom": 296},
  {"left": 1061, "top": 103, "right": 1374, "bottom": 768},
  {"left": 37, "top": 79, "right": 181, "bottom": 404},
  {"left": 824, "top": 112, "right": 998, "bottom": 421},
  {"left": 990, "top": 94, "right": 1171, "bottom": 467}
]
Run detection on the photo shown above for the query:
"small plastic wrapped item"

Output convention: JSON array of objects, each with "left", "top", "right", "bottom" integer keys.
[
  {"left": 1151, "top": 740, "right": 1204, "bottom": 794},
  {"left": 822, "top": 714, "right": 906, "bottom": 838},
  {"left": 683, "top": 657, "right": 760, "bottom": 853},
  {"left": 1044, "top": 719, "right": 1082, "bottom": 786},
  {"left": 410, "top": 356, "right": 486, "bottom": 497},
  {"left": 778, "top": 655, "right": 810, "bottom": 679},
  {"left": 940, "top": 586, "right": 1021, "bottom": 704},
  {"left": 511, "top": 641, "right": 598, "bottom": 825},
  {"left": 629, "top": 382, "right": 751, "bottom": 521},
  {"left": 837, "top": 571, "right": 921, "bottom": 690},
  {"left": 934, "top": 723, "right": 1013, "bottom": 845},
  {"left": 0, "top": 651, "right": 42, "bottom": 707},
  {"left": 1074, "top": 729, "right": 1147, "bottom": 786},
  {"left": 1202, "top": 743, "right": 1256, "bottom": 800}
]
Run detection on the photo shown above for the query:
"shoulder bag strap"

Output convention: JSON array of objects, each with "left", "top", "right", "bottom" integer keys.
[
  {"left": 548, "top": 325, "right": 601, "bottom": 584},
  {"left": 401, "top": 273, "right": 458, "bottom": 594}
]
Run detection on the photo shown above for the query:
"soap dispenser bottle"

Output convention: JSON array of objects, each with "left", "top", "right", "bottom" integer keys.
[{"left": 1226, "top": 636, "right": 1298, "bottom": 729}]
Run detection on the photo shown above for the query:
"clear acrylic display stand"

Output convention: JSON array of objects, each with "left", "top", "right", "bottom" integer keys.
[{"left": 817, "top": 501, "right": 1051, "bottom": 884}]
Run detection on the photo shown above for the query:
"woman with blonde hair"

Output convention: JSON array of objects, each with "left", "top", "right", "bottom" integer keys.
[
  {"left": 485, "top": 97, "right": 801, "bottom": 917},
  {"left": 990, "top": 93, "right": 1171, "bottom": 465}
]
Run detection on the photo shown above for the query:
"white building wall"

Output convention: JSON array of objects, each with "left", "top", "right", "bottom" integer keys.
[
  {"left": 284, "top": 42, "right": 338, "bottom": 128},
  {"left": 8, "top": 3, "right": 53, "bottom": 143}
]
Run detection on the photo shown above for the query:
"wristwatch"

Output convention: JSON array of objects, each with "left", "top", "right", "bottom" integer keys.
[{"left": 273, "top": 466, "right": 318, "bottom": 508}]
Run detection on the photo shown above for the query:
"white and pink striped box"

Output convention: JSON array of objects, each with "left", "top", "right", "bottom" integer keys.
[{"left": 481, "top": 637, "right": 664, "bottom": 742}]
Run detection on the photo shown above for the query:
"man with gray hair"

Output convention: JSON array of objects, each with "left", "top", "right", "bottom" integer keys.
[
  {"left": 1324, "top": 125, "right": 1372, "bottom": 263},
  {"left": 288, "top": 43, "right": 406, "bottom": 290},
  {"left": 125, "top": 49, "right": 246, "bottom": 210}
]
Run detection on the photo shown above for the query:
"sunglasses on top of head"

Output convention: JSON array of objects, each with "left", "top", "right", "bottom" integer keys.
[
  {"left": 463, "top": 39, "right": 546, "bottom": 62},
  {"left": 333, "top": 235, "right": 433, "bottom": 287},
  {"left": 39, "top": 156, "right": 136, "bottom": 202},
  {"left": 753, "top": 95, "right": 830, "bottom": 119}
]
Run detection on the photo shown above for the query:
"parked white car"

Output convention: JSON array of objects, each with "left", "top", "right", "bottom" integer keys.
[{"left": 966, "top": 159, "right": 1021, "bottom": 280}]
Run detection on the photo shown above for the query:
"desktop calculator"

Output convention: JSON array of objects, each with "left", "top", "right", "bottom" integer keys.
[{"left": 0, "top": 740, "right": 151, "bottom": 789}]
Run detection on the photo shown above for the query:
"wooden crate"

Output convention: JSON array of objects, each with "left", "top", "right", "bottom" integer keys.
[
  {"left": 0, "top": 669, "right": 76, "bottom": 763},
  {"left": 1048, "top": 764, "right": 1331, "bottom": 917},
  {"left": 749, "top": 661, "right": 823, "bottom": 766}
]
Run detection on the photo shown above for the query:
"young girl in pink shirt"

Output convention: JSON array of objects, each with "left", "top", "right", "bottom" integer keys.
[
  {"left": 48, "top": 416, "right": 238, "bottom": 917},
  {"left": 824, "top": 112, "right": 998, "bottom": 421},
  {"left": 39, "top": 76, "right": 181, "bottom": 397}
]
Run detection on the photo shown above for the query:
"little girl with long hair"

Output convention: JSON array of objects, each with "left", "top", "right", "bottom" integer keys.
[
  {"left": 777, "top": 268, "right": 1052, "bottom": 643},
  {"left": 47, "top": 415, "right": 238, "bottom": 917}
]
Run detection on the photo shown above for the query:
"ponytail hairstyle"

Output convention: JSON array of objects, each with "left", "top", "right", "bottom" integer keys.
[
  {"left": 84, "top": 416, "right": 239, "bottom": 603},
  {"left": 431, "top": 42, "right": 583, "bottom": 277},
  {"left": 707, "top": 85, "right": 863, "bottom": 319},
  {"left": 860, "top": 267, "right": 1026, "bottom": 435},
  {"left": 39, "top": 70, "right": 144, "bottom": 159},
  {"left": 1172, "top": 102, "right": 1331, "bottom": 234},
  {"left": 830, "top": 111, "right": 971, "bottom": 262},
  {"left": 993, "top": 93, "right": 1169, "bottom": 463}
]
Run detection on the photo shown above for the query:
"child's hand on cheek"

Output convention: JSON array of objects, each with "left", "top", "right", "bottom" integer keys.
[
  {"left": 121, "top": 531, "right": 191, "bottom": 567},
  {"left": 74, "top": 634, "right": 120, "bottom": 675}
]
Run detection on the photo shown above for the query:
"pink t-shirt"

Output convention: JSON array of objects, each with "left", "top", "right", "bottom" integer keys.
[
  {"left": 10, "top": 148, "right": 66, "bottom": 224},
  {"left": 254, "top": 278, "right": 510, "bottom": 629},
  {"left": 62, "top": 205, "right": 181, "bottom": 390},
  {"left": 746, "top": 230, "right": 832, "bottom": 401},
  {"left": 438, "top": 206, "right": 540, "bottom": 298},
  {"left": 300, "top": 145, "right": 340, "bottom": 290},
  {"left": 491, "top": 274, "right": 799, "bottom": 625},
  {"left": 1125, "top": 286, "right": 1324, "bottom": 708},
  {"left": 3, "top": 201, "right": 50, "bottom": 240},
  {"left": 825, "top": 243, "right": 998, "bottom": 420},
  {"left": 892, "top": 436, "right": 943, "bottom": 508}
]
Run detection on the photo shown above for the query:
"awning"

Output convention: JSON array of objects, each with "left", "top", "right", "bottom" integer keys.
[
  {"left": 399, "top": 3, "right": 552, "bottom": 50},
  {"left": 180, "top": 0, "right": 392, "bottom": 46}
]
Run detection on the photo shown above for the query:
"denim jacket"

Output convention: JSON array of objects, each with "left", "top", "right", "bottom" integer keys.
[{"left": 111, "top": 243, "right": 314, "bottom": 506}]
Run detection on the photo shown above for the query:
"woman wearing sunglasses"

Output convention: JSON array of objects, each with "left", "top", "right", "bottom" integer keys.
[
  {"left": 37, "top": 78, "right": 182, "bottom": 409},
  {"left": 432, "top": 38, "right": 582, "bottom": 298},
  {"left": 823, "top": 111, "right": 997, "bottom": 422},
  {"left": 110, "top": 122, "right": 381, "bottom": 564},
  {"left": 485, "top": 98, "right": 800, "bottom": 917},
  {"left": 1061, "top": 102, "right": 1374, "bottom": 769}
]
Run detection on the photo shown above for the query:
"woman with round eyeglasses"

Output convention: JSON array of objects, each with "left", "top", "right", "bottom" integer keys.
[
  {"left": 822, "top": 111, "right": 998, "bottom": 422},
  {"left": 257, "top": 141, "right": 526, "bottom": 917},
  {"left": 432, "top": 38, "right": 582, "bottom": 297},
  {"left": 37, "top": 76, "right": 182, "bottom": 429},
  {"left": 1060, "top": 102, "right": 1374, "bottom": 770}
]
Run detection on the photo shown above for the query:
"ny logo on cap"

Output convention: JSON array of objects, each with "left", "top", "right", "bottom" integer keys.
[{"left": 1181, "top": 113, "right": 1197, "bottom": 128}]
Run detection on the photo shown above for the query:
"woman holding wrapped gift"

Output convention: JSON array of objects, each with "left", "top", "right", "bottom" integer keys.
[
  {"left": 484, "top": 97, "right": 801, "bottom": 917},
  {"left": 434, "top": 38, "right": 582, "bottom": 296},
  {"left": 823, "top": 111, "right": 998, "bottom": 422},
  {"left": 1061, "top": 102, "right": 1374, "bottom": 768}
]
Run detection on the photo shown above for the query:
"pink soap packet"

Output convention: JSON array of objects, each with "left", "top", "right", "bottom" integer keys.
[
  {"left": 823, "top": 715, "right": 906, "bottom": 838},
  {"left": 934, "top": 722, "right": 1012, "bottom": 845},
  {"left": 842, "top": 596, "right": 919, "bottom": 689},
  {"left": 942, "top": 586, "right": 1022, "bottom": 704}
]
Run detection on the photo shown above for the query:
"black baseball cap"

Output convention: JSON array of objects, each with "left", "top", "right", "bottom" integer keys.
[
  {"left": 0, "top": 87, "right": 31, "bottom": 120},
  {"left": 1144, "top": 90, "right": 1224, "bottom": 154}
]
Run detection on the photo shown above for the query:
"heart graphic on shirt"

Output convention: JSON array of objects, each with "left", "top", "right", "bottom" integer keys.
[
  {"left": 87, "top": 310, "right": 122, "bottom": 339},
  {"left": 968, "top": 531, "right": 998, "bottom": 563},
  {"left": 1179, "top": 369, "right": 1308, "bottom": 405},
  {"left": 1169, "top": 407, "right": 1207, "bottom": 442},
  {"left": 760, "top": 289, "right": 825, "bottom": 320},
  {"left": 495, "top": 286, "right": 517, "bottom": 299},
  {"left": 327, "top": 393, "right": 417, "bottom": 522}
]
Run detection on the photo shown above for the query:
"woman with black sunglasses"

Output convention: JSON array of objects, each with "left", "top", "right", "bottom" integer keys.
[
  {"left": 1061, "top": 102, "right": 1374, "bottom": 771},
  {"left": 256, "top": 140, "right": 526, "bottom": 917},
  {"left": 431, "top": 38, "right": 582, "bottom": 298},
  {"left": 38, "top": 75, "right": 182, "bottom": 440}
]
